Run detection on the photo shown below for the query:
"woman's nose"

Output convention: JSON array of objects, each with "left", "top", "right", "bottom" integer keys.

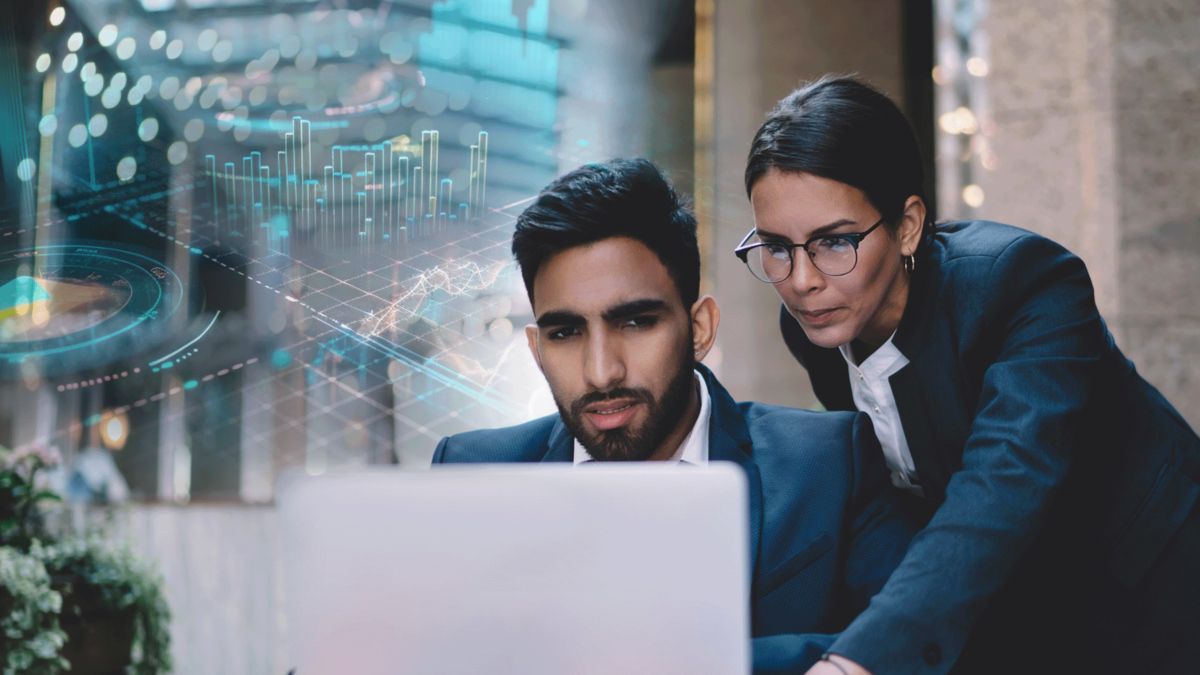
[{"left": 786, "top": 249, "right": 825, "bottom": 295}]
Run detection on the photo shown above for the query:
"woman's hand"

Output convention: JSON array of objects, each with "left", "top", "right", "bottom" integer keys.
[{"left": 804, "top": 653, "right": 874, "bottom": 675}]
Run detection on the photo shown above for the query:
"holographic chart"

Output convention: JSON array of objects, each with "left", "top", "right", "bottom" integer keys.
[
  {"left": 0, "top": 0, "right": 697, "bottom": 503},
  {"left": 0, "top": 0, "right": 574, "bottom": 503}
]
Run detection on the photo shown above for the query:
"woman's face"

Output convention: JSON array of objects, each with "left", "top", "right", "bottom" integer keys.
[{"left": 749, "top": 169, "right": 922, "bottom": 350}]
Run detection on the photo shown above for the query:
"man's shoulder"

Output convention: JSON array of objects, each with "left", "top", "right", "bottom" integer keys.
[
  {"left": 741, "top": 401, "right": 860, "bottom": 439},
  {"left": 434, "top": 414, "right": 561, "bottom": 464},
  {"left": 739, "top": 401, "right": 864, "bottom": 470}
]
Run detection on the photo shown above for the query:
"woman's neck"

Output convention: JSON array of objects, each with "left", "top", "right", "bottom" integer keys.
[{"left": 854, "top": 267, "right": 911, "bottom": 361}]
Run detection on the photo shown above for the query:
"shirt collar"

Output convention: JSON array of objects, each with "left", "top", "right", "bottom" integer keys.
[
  {"left": 573, "top": 370, "right": 711, "bottom": 466},
  {"left": 838, "top": 331, "right": 908, "bottom": 377}
]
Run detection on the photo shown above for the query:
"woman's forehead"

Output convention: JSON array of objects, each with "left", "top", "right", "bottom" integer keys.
[{"left": 751, "top": 172, "right": 876, "bottom": 237}]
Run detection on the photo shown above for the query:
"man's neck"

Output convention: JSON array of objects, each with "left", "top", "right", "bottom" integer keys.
[{"left": 647, "top": 376, "right": 702, "bottom": 462}]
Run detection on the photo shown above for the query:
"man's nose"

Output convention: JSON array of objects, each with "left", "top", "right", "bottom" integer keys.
[{"left": 583, "top": 330, "right": 625, "bottom": 391}]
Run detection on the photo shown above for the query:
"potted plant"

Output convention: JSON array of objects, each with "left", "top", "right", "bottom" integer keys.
[
  {"left": 0, "top": 444, "right": 62, "bottom": 551},
  {"left": 0, "top": 444, "right": 172, "bottom": 674},
  {"left": 40, "top": 539, "right": 171, "bottom": 675},
  {"left": 0, "top": 545, "right": 69, "bottom": 674}
]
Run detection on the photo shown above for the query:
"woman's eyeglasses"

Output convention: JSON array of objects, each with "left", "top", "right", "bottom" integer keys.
[{"left": 734, "top": 218, "right": 885, "bottom": 282}]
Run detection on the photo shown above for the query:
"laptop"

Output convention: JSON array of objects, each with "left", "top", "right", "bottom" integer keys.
[{"left": 278, "top": 463, "right": 750, "bottom": 675}]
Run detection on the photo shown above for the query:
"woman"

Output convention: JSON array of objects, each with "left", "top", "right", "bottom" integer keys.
[{"left": 736, "top": 76, "right": 1200, "bottom": 675}]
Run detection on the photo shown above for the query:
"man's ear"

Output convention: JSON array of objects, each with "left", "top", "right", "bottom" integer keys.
[
  {"left": 690, "top": 295, "right": 720, "bottom": 361},
  {"left": 525, "top": 324, "right": 543, "bottom": 373}
]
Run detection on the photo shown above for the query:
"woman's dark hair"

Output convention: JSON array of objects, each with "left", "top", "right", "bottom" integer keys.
[
  {"left": 745, "top": 75, "right": 928, "bottom": 226},
  {"left": 513, "top": 158, "right": 700, "bottom": 309}
]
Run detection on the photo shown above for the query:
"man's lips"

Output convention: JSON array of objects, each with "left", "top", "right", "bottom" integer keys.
[
  {"left": 797, "top": 307, "right": 843, "bottom": 326},
  {"left": 584, "top": 400, "right": 640, "bottom": 431}
]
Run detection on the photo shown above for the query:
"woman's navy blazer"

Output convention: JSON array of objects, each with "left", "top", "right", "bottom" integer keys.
[{"left": 782, "top": 219, "right": 1200, "bottom": 674}]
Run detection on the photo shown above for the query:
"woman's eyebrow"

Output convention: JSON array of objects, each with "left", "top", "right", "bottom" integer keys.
[{"left": 756, "top": 218, "right": 859, "bottom": 242}]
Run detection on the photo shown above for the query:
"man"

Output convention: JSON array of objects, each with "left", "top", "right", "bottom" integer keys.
[{"left": 433, "top": 159, "right": 916, "bottom": 673}]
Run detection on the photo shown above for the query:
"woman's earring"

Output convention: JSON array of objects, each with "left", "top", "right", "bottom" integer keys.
[{"left": 903, "top": 255, "right": 915, "bottom": 275}]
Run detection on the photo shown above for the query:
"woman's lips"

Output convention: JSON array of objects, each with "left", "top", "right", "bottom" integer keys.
[
  {"left": 797, "top": 307, "right": 842, "bottom": 327},
  {"left": 585, "top": 401, "right": 640, "bottom": 431}
]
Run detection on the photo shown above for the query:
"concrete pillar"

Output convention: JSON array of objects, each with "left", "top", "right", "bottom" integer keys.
[{"left": 976, "top": 0, "right": 1200, "bottom": 426}]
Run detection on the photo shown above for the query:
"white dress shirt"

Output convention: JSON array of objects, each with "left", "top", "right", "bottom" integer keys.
[
  {"left": 840, "top": 334, "right": 923, "bottom": 496},
  {"left": 573, "top": 370, "right": 710, "bottom": 466}
]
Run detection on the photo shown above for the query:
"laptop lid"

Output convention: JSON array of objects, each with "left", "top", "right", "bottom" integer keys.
[{"left": 278, "top": 463, "right": 750, "bottom": 675}]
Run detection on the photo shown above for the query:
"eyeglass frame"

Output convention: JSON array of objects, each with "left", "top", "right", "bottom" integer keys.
[{"left": 733, "top": 217, "right": 887, "bottom": 282}]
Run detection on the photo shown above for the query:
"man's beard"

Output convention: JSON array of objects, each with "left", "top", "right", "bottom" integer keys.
[{"left": 555, "top": 351, "right": 696, "bottom": 462}]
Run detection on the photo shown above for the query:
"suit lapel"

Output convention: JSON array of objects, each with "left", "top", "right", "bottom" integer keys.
[
  {"left": 540, "top": 418, "right": 574, "bottom": 463},
  {"left": 698, "top": 365, "right": 765, "bottom": 582},
  {"left": 889, "top": 235, "right": 948, "bottom": 502}
]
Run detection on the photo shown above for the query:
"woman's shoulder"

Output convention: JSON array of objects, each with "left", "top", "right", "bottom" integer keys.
[
  {"left": 926, "top": 220, "right": 1095, "bottom": 328},
  {"left": 929, "top": 220, "right": 1084, "bottom": 288},
  {"left": 931, "top": 220, "right": 1071, "bottom": 261}
]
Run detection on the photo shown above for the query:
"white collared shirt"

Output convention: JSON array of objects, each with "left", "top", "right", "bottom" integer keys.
[
  {"left": 840, "top": 334, "right": 923, "bottom": 496},
  {"left": 573, "top": 370, "right": 710, "bottom": 466}
]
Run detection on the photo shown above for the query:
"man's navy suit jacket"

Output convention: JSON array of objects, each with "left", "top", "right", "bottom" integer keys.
[{"left": 432, "top": 365, "right": 917, "bottom": 674}]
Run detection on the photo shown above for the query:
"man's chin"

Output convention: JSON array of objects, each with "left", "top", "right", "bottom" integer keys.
[{"left": 578, "top": 428, "right": 656, "bottom": 462}]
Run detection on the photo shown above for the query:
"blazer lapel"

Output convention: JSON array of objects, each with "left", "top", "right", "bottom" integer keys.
[
  {"left": 889, "top": 234, "right": 948, "bottom": 502},
  {"left": 698, "top": 365, "right": 765, "bottom": 582},
  {"left": 540, "top": 417, "right": 574, "bottom": 463}
]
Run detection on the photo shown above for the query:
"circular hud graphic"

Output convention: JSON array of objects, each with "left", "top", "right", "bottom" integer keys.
[{"left": 0, "top": 243, "right": 195, "bottom": 377}]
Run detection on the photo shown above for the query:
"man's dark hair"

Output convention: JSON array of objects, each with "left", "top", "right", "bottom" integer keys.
[
  {"left": 745, "top": 75, "right": 929, "bottom": 227},
  {"left": 512, "top": 158, "right": 700, "bottom": 309}
]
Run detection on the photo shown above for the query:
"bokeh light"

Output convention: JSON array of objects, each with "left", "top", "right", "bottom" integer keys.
[
  {"left": 38, "top": 114, "right": 57, "bottom": 137},
  {"left": 166, "top": 141, "right": 188, "bottom": 165},
  {"left": 197, "top": 29, "right": 218, "bottom": 51},
  {"left": 97, "top": 24, "right": 118, "bottom": 47},
  {"left": 16, "top": 159, "right": 35, "bottom": 182},
  {"left": 116, "top": 37, "right": 137, "bottom": 60},
  {"left": 184, "top": 118, "right": 205, "bottom": 142},
  {"left": 138, "top": 118, "right": 159, "bottom": 142},
  {"left": 68, "top": 123, "right": 87, "bottom": 147},
  {"left": 88, "top": 113, "right": 108, "bottom": 137},
  {"left": 962, "top": 184, "right": 985, "bottom": 208},
  {"left": 117, "top": 157, "right": 137, "bottom": 181}
]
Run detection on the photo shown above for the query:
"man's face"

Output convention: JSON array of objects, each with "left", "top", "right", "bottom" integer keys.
[{"left": 527, "top": 236, "right": 695, "bottom": 461}]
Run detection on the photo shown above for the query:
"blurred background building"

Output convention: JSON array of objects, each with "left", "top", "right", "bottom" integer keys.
[{"left": 0, "top": 0, "right": 1196, "bottom": 672}]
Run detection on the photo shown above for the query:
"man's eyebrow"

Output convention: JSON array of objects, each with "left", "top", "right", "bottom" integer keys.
[
  {"left": 756, "top": 218, "right": 859, "bottom": 242},
  {"left": 535, "top": 310, "right": 586, "bottom": 328},
  {"left": 602, "top": 299, "right": 668, "bottom": 322}
]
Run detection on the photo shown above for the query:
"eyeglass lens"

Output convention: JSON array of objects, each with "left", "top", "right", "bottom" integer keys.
[{"left": 745, "top": 235, "right": 858, "bottom": 281}]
